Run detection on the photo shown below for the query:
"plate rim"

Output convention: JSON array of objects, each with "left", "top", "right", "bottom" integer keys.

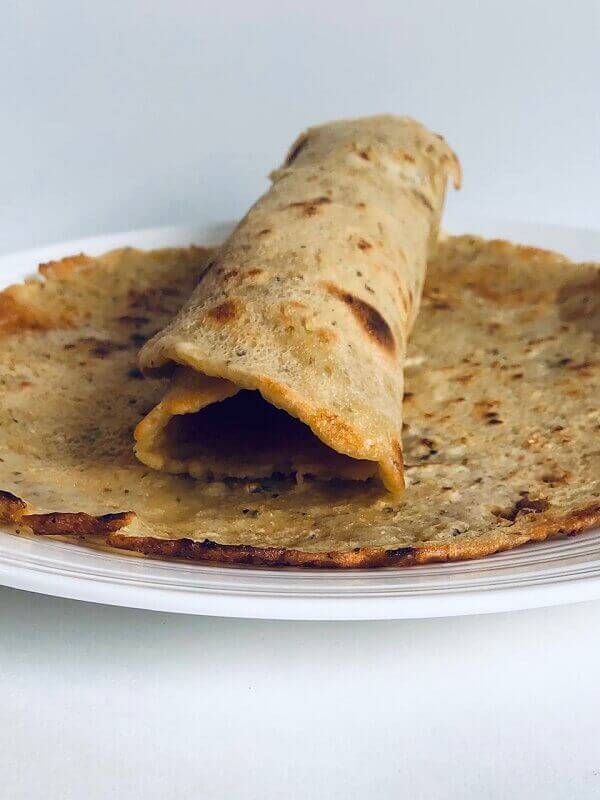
[{"left": 0, "top": 217, "right": 598, "bottom": 620}]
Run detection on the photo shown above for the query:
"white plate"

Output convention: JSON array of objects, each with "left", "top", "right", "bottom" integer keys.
[{"left": 0, "top": 217, "right": 598, "bottom": 620}]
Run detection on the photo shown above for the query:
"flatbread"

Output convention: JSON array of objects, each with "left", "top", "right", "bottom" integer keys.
[
  {"left": 0, "top": 237, "right": 598, "bottom": 568},
  {"left": 135, "top": 116, "right": 460, "bottom": 492}
]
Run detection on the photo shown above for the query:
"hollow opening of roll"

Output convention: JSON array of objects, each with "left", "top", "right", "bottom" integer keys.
[{"left": 160, "top": 389, "right": 378, "bottom": 483}]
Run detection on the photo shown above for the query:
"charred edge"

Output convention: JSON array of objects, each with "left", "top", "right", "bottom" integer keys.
[
  {"left": 24, "top": 510, "right": 136, "bottom": 536},
  {"left": 285, "top": 135, "right": 309, "bottom": 166},
  {"left": 206, "top": 299, "right": 239, "bottom": 323},
  {"left": 105, "top": 535, "right": 419, "bottom": 568},
  {"left": 102, "top": 504, "right": 600, "bottom": 568},
  {"left": 0, "top": 490, "right": 27, "bottom": 522},
  {"left": 38, "top": 253, "right": 93, "bottom": 277},
  {"left": 496, "top": 496, "right": 550, "bottom": 523},
  {"left": 324, "top": 283, "right": 395, "bottom": 353},
  {"left": 385, "top": 547, "right": 415, "bottom": 561},
  {"left": 196, "top": 259, "right": 218, "bottom": 287}
]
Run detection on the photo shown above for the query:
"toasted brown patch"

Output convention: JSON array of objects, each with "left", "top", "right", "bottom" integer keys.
[
  {"left": 23, "top": 510, "right": 135, "bottom": 536},
  {"left": 324, "top": 282, "right": 395, "bottom": 353},
  {"left": 356, "top": 238, "right": 373, "bottom": 251},
  {"left": 494, "top": 495, "right": 550, "bottom": 523},
  {"left": 558, "top": 271, "right": 600, "bottom": 340},
  {"left": 117, "top": 315, "right": 150, "bottom": 325},
  {"left": 206, "top": 299, "right": 239, "bottom": 323},
  {"left": 411, "top": 189, "right": 434, "bottom": 212},
  {"left": 127, "top": 287, "right": 181, "bottom": 314},
  {"left": 285, "top": 134, "right": 309, "bottom": 166},
  {"left": 287, "top": 196, "right": 332, "bottom": 218},
  {"left": 315, "top": 327, "right": 337, "bottom": 343},
  {"left": 78, "top": 337, "right": 128, "bottom": 358}
]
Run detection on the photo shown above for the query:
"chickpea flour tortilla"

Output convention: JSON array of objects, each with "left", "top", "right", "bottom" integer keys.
[
  {"left": 0, "top": 238, "right": 598, "bottom": 567},
  {"left": 134, "top": 116, "right": 461, "bottom": 493}
]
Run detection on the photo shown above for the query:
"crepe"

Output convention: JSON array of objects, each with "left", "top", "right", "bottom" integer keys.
[
  {"left": 0, "top": 237, "right": 598, "bottom": 567},
  {"left": 134, "top": 116, "right": 461, "bottom": 493}
]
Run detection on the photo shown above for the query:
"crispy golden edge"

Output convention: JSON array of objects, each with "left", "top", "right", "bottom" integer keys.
[
  {"left": 24, "top": 511, "right": 136, "bottom": 537},
  {"left": 0, "top": 491, "right": 27, "bottom": 522},
  {"left": 0, "top": 493, "right": 136, "bottom": 537},
  {"left": 103, "top": 504, "right": 600, "bottom": 567},
  {"left": 4, "top": 496, "right": 597, "bottom": 568},
  {"left": 0, "top": 253, "right": 98, "bottom": 335}
]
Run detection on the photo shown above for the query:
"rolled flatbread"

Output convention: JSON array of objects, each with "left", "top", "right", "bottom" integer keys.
[{"left": 134, "top": 115, "right": 460, "bottom": 492}]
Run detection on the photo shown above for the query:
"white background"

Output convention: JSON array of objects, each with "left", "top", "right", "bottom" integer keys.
[{"left": 1, "top": 1, "right": 600, "bottom": 797}]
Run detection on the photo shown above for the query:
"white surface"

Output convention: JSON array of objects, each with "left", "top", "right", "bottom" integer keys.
[
  {"left": 1, "top": 219, "right": 599, "bottom": 621},
  {"left": 2, "top": 0, "right": 600, "bottom": 796},
  {"left": 3, "top": 589, "right": 600, "bottom": 799}
]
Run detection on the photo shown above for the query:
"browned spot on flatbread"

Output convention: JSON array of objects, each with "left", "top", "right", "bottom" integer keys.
[
  {"left": 0, "top": 490, "right": 27, "bottom": 522},
  {"left": 558, "top": 270, "right": 600, "bottom": 340},
  {"left": 78, "top": 338, "right": 128, "bottom": 358},
  {"left": 117, "top": 315, "right": 150, "bottom": 325},
  {"left": 315, "top": 327, "right": 337, "bottom": 343},
  {"left": 287, "top": 196, "right": 332, "bottom": 218},
  {"left": 494, "top": 495, "right": 550, "bottom": 523},
  {"left": 285, "top": 134, "right": 309, "bottom": 166},
  {"left": 245, "top": 268, "right": 263, "bottom": 278},
  {"left": 206, "top": 299, "right": 240, "bottom": 323},
  {"left": 356, "top": 238, "right": 373, "bottom": 251},
  {"left": 127, "top": 287, "right": 180, "bottom": 313},
  {"left": 541, "top": 468, "right": 572, "bottom": 486},
  {"left": 411, "top": 189, "right": 434, "bottom": 212},
  {"left": 324, "top": 282, "right": 395, "bottom": 353},
  {"left": 23, "top": 510, "right": 135, "bottom": 536}
]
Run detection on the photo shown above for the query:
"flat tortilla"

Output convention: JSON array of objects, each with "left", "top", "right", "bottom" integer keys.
[
  {"left": 135, "top": 116, "right": 460, "bottom": 492},
  {"left": 0, "top": 237, "right": 598, "bottom": 567}
]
